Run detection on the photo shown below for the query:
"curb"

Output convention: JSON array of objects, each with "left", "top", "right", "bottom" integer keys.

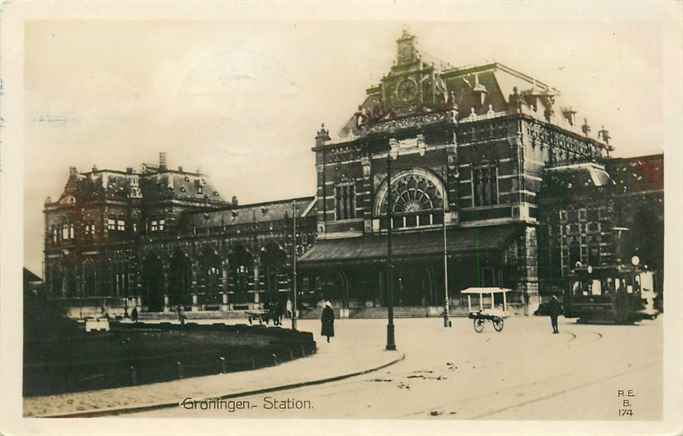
[{"left": 39, "top": 352, "right": 406, "bottom": 418}]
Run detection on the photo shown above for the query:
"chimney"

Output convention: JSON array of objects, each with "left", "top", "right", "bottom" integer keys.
[
  {"left": 231, "top": 195, "right": 239, "bottom": 207},
  {"left": 126, "top": 167, "right": 133, "bottom": 174},
  {"left": 178, "top": 166, "right": 183, "bottom": 172},
  {"left": 69, "top": 166, "right": 78, "bottom": 177},
  {"left": 159, "top": 152, "right": 167, "bottom": 171}
]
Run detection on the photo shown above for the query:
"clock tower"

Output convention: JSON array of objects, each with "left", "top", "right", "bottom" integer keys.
[{"left": 374, "top": 29, "right": 449, "bottom": 117}]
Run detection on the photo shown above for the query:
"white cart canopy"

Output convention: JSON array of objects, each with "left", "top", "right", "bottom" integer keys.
[{"left": 461, "top": 287, "right": 511, "bottom": 295}]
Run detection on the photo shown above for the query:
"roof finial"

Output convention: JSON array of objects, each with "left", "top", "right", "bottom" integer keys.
[
  {"left": 315, "top": 122, "right": 331, "bottom": 146},
  {"left": 598, "top": 125, "right": 611, "bottom": 145}
]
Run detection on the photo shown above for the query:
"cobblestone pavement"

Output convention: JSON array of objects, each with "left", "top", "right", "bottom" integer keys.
[{"left": 133, "top": 316, "right": 663, "bottom": 420}]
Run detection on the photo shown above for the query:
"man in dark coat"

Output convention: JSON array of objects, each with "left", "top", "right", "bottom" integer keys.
[
  {"left": 176, "top": 304, "right": 186, "bottom": 326},
  {"left": 321, "top": 301, "right": 335, "bottom": 343},
  {"left": 548, "top": 295, "right": 562, "bottom": 334}
]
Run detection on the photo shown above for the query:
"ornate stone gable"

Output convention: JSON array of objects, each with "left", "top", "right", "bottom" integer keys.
[
  {"left": 339, "top": 31, "right": 456, "bottom": 138},
  {"left": 377, "top": 32, "right": 451, "bottom": 118}
]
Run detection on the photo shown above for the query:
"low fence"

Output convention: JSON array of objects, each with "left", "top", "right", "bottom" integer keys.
[{"left": 23, "top": 322, "right": 316, "bottom": 397}]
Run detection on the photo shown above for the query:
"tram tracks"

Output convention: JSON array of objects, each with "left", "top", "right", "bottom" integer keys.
[{"left": 468, "top": 358, "right": 660, "bottom": 419}]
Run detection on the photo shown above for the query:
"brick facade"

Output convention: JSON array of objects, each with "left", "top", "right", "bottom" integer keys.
[{"left": 42, "top": 31, "right": 663, "bottom": 316}]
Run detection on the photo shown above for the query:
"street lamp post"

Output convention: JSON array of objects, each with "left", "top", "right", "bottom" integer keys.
[
  {"left": 442, "top": 166, "right": 450, "bottom": 328},
  {"left": 385, "top": 140, "right": 397, "bottom": 351},
  {"left": 291, "top": 201, "right": 298, "bottom": 331}
]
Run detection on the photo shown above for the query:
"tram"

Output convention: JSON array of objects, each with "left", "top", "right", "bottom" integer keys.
[{"left": 563, "top": 256, "right": 659, "bottom": 324}]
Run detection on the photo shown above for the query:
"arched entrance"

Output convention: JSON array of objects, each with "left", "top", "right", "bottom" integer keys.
[
  {"left": 395, "top": 265, "right": 432, "bottom": 306},
  {"left": 260, "top": 242, "right": 287, "bottom": 305},
  {"left": 64, "top": 265, "right": 77, "bottom": 297},
  {"left": 317, "top": 271, "right": 348, "bottom": 306},
  {"left": 228, "top": 244, "right": 253, "bottom": 304},
  {"left": 82, "top": 260, "right": 96, "bottom": 297},
  {"left": 199, "top": 249, "right": 222, "bottom": 306},
  {"left": 142, "top": 254, "right": 164, "bottom": 311},
  {"left": 169, "top": 250, "right": 193, "bottom": 306}
]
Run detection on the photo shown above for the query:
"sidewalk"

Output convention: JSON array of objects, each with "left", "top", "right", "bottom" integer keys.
[{"left": 23, "top": 318, "right": 403, "bottom": 417}]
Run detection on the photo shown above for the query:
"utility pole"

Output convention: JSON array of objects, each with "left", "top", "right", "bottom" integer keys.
[
  {"left": 291, "top": 201, "right": 298, "bottom": 331},
  {"left": 386, "top": 141, "right": 397, "bottom": 351},
  {"left": 442, "top": 165, "right": 450, "bottom": 328}
]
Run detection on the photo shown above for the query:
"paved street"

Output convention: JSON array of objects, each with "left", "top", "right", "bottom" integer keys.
[{"left": 134, "top": 315, "right": 662, "bottom": 420}]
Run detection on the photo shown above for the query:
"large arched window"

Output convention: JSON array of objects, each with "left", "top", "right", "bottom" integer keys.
[
  {"left": 228, "top": 244, "right": 253, "bottom": 304},
  {"left": 169, "top": 250, "right": 193, "bottom": 305},
  {"left": 375, "top": 169, "right": 446, "bottom": 230},
  {"left": 199, "top": 249, "right": 222, "bottom": 295},
  {"left": 260, "top": 242, "right": 287, "bottom": 303}
]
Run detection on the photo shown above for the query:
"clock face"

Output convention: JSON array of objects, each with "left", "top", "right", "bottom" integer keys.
[{"left": 397, "top": 79, "right": 418, "bottom": 103}]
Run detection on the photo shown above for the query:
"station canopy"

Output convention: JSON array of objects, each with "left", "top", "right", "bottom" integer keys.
[{"left": 298, "top": 224, "right": 522, "bottom": 268}]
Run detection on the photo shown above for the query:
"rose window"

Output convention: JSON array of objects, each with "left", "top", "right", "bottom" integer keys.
[{"left": 378, "top": 171, "right": 446, "bottom": 229}]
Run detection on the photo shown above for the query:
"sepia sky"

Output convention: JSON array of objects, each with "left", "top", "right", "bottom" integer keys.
[{"left": 24, "top": 20, "right": 663, "bottom": 275}]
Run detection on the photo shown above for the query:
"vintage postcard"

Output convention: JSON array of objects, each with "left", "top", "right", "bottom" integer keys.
[{"left": 1, "top": 1, "right": 682, "bottom": 435}]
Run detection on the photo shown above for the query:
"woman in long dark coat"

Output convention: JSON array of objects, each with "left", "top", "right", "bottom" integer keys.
[{"left": 321, "top": 301, "right": 335, "bottom": 343}]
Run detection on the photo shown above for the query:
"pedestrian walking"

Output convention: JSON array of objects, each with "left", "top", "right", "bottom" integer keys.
[
  {"left": 321, "top": 301, "right": 335, "bottom": 343},
  {"left": 275, "top": 300, "right": 283, "bottom": 326},
  {"left": 131, "top": 306, "right": 138, "bottom": 322},
  {"left": 548, "top": 295, "right": 562, "bottom": 334},
  {"left": 286, "top": 299, "right": 293, "bottom": 319},
  {"left": 176, "top": 304, "right": 186, "bottom": 326}
]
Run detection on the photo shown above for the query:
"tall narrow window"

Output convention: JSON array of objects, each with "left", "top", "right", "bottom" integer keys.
[
  {"left": 473, "top": 165, "right": 498, "bottom": 206},
  {"left": 335, "top": 184, "right": 355, "bottom": 220}
]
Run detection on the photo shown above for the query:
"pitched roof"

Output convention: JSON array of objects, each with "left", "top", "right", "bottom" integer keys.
[{"left": 185, "top": 196, "right": 316, "bottom": 229}]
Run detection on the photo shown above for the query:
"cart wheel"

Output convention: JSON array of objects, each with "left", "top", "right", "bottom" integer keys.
[
  {"left": 493, "top": 317, "right": 504, "bottom": 332},
  {"left": 473, "top": 318, "right": 485, "bottom": 333}
]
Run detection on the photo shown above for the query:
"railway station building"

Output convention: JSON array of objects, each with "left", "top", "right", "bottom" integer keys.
[{"left": 41, "top": 31, "right": 663, "bottom": 318}]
